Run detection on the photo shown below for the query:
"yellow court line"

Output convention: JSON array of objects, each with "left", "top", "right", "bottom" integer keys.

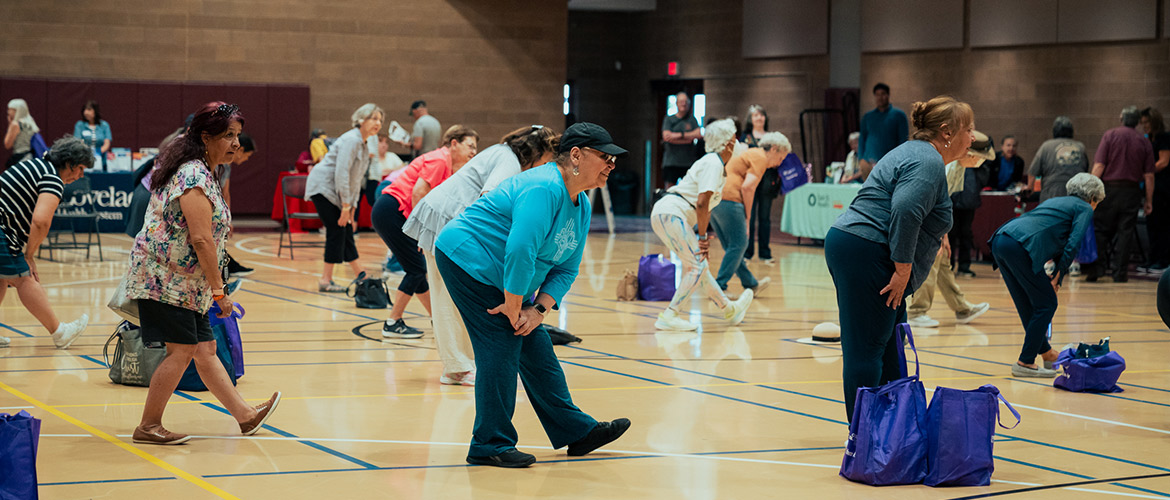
[{"left": 0, "top": 381, "right": 240, "bottom": 500}]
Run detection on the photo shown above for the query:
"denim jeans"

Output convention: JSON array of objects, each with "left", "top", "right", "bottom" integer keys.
[{"left": 708, "top": 201, "right": 758, "bottom": 290}]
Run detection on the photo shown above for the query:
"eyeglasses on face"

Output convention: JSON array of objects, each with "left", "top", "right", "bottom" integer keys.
[{"left": 584, "top": 147, "right": 616, "bottom": 166}]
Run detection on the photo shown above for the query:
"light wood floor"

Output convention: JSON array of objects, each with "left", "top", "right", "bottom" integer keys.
[{"left": 2, "top": 227, "right": 1169, "bottom": 500}]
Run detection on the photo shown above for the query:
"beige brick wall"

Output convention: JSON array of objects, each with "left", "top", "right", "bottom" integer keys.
[
  {"left": 0, "top": 0, "right": 568, "bottom": 149},
  {"left": 862, "top": 43, "right": 1170, "bottom": 163}
]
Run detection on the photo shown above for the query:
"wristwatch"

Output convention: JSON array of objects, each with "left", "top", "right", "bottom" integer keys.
[{"left": 534, "top": 303, "right": 548, "bottom": 315}]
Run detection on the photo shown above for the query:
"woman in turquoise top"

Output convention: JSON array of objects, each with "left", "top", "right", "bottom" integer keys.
[
  {"left": 434, "top": 122, "right": 631, "bottom": 468},
  {"left": 73, "top": 100, "right": 112, "bottom": 169}
]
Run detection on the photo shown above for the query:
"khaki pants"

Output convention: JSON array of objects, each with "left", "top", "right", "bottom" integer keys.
[
  {"left": 908, "top": 247, "right": 976, "bottom": 319},
  {"left": 424, "top": 248, "right": 476, "bottom": 375}
]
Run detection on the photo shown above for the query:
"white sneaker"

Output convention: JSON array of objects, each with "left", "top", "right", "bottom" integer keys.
[
  {"left": 440, "top": 371, "right": 476, "bottom": 386},
  {"left": 1069, "top": 262, "right": 1081, "bottom": 276},
  {"left": 956, "top": 302, "right": 990, "bottom": 324},
  {"left": 0, "top": 336, "right": 9, "bottom": 348},
  {"left": 723, "top": 289, "right": 754, "bottom": 325},
  {"left": 907, "top": 315, "right": 940, "bottom": 328},
  {"left": 655, "top": 309, "right": 697, "bottom": 331},
  {"left": 53, "top": 314, "right": 88, "bottom": 349},
  {"left": 750, "top": 276, "right": 771, "bottom": 296}
]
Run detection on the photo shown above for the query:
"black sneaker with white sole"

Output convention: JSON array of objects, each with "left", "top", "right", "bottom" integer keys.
[
  {"left": 382, "top": 319, "right": 424, "bottom": 339},
  {"left": 467, "top": 449, "right": 536, "bottom": 468}
]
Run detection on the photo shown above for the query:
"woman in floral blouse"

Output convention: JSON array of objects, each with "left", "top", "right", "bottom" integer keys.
[{"left": 122, "top": 102, "right": 280, "bottom": 445}]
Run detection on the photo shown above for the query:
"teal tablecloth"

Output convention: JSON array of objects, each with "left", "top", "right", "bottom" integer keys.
[{"left": 779, "top": 183, "right": 862, "bottom": 240}]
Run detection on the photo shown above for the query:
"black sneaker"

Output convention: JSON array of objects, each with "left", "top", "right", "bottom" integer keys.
[
  {"left": 227, "top": 255, "right": 254, "bottom": 277},
  {"left": 567, "top": 418, "right": 631, "bottom": 456},
  {"left": 466, "top": 449, "right": 536, "bottom": 468},
  {"left": 382, "top": 319, "right": 423, "bottom": 339}
]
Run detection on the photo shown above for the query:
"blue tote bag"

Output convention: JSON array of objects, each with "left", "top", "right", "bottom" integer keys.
[
  {"left": 0, "top": 410, "right": 41, "bottom": 500},
  {"left": 924, "top": 385, "right": 1021, "bottom": 487},
  {"left": 637, "top": 254, "right": 677, "bottom": 301},
  {"left": 1053, "top": 347, "right": 1126, "bottom": 393},
  {"left": 1076, "top": 220, "right": 1097, "bottom": 263},
  {"left": 840, "top": 324, "right": 929, "bottom": 486}
]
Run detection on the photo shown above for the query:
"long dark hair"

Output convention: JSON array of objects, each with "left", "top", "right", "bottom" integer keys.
[
  {"left": 152, "top": 102, "right": 244, "bottom": 191},
  {"left": 82, "top": 100, "right": 102, "bottom": 124},
  {"left": 502, "top": 125, "right": 560, "bottom": 169}
]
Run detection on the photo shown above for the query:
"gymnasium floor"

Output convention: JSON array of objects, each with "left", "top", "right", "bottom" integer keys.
[{"left": 2, "top": 224, "right": 1169, "bottom": 500}]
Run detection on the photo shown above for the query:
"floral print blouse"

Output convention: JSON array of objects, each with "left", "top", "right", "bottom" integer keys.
[{"left": 124, "top": 160, "right": 230, "bottom": 312}]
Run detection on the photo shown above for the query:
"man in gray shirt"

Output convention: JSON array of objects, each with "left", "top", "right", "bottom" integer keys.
[
  {"left": 406, "top": 100, "right": 441, "bottom": 159},
  {"left": 1028, "top": 116, "right": 1089, "bottom": 202},
  {"left": 661, "top": 91, "right": 702, "bottom": 186}
]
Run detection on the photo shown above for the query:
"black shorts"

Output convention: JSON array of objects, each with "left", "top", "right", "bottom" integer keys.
[{"left": 139, "top": 299, "right": 214, "bottom": 345}]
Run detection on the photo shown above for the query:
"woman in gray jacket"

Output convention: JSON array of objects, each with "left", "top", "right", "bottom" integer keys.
[{"left": 304, "top": 103, "right": 383, "bottom": 292}]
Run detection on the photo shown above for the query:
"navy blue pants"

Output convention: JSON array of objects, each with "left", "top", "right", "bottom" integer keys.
[
  {"left": 435, "top": 249, "right": 597, "bottom": 457},
  {"left": 824, "top": 228, "right": 908, "bottom": 421},
  {"left": 992, "top": 234, "right": 1055, "bottom": 364},
  {"left": 371, "top": 195, "right": 428, "bottom": 295}
]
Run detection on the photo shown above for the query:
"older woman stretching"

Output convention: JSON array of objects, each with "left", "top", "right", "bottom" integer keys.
[
  {"left": 993, "top": 173, "right": 1103, "bottom": 377},
  {"left": 374, "top": 125, "right": 478, "bottom": 338},
  {"left": 305, "top": 103, "right": 383, "bottom": 292},
  {"left": 403, "top": 125, "right": 559, "bottom": 385},
  {"left": 123, "top": 103, "right": 279, "bottom": 444},
  {"left": 650, "top": 118, "right": 754, "bottom": 331},
  {"left": 0, "top": 137, "right": 91, "bottom": 349},
  {"left": 826, "top": 95, "right": 974, "bottom": 421},
  {"left": 434, "top": 122, "right": 630, "bottom": 468}
]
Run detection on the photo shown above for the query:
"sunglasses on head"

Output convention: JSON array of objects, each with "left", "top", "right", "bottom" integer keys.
[{"left": 214, "top": 103, "right": 239, "bottom": 117}]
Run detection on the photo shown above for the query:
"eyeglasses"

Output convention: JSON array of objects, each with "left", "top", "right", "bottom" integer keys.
[
  {"left": 214, "top": 104, "right": 239, "bottom": 117},
  {"left": 584, "top": 147, "right": 616, "bottom": 166}
]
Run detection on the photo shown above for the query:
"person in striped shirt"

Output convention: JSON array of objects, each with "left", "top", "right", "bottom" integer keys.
[{"left": 0, "top": 136, "right": 91, "bottom": 349}]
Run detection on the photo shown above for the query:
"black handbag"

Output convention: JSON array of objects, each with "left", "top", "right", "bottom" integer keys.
[
  {"left": 348, "top": 276, "right": 392, "bottom": 309},
  {"left": 760, "top": 167, "right": 782, "bottom": 199}
]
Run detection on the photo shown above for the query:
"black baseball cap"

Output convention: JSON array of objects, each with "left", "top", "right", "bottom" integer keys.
[
  {"left": 558, "top": 122, "right": 627, "bottom": 156},
  {"left": 409, "top": 100, "right": 426, "bottom": 116}
]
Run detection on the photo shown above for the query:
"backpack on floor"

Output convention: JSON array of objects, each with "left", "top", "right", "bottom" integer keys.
[{"left": 349, "top": 275, "right": 392, "bottom": 309}]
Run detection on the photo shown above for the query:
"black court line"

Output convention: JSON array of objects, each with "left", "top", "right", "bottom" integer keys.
[
  {"left": 948, "top": 472, "right": 1170, "bottom": 499},
  {"left": 351, "top": 321, "right": 436, "bottom": 350}
]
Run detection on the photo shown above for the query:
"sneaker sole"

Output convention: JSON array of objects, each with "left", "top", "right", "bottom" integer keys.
[
  {"left": 133, "top": 435, "right": 192, "bottom": 445},
  {"left": 383, "top": 332, "right": 425, "bottom": 339},
  {"left": 653, "top": 320, "right": 697, "bottom": 331},
  {"left": 242, "top": 392, "right": 282, "bottom": 436},
  {"left": 466, "top": 455, "right": 536, "bottom": 468},
  {"left": 957, "top": 306, "right": 990, "bottom": 324}
]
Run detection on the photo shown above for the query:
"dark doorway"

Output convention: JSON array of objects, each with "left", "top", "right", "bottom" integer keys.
[{"left": 650, "top": 79, "right": 704, "bottom": 192}]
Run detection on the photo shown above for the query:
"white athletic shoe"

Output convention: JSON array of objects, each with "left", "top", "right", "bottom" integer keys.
[
  {"left": 654, "top": 309, "right": 697, "bottom": 331},
  {"left": 53, "top": 314, "right": 88, "bottom": 349},
  {"left": 440, "top": 371, "right": 476, "bottom": 386},
  {"left": 0, "top": 336, "right": 9, "bottom": 348},
  {"left": 723, "top": 289, "right": 754, "bottom": 326},
  {"left": 956, "top": 302, "right": 990, "bottom": 324},
  {"left": 907, "top": 315, "right": 940, "bottom": 328}
]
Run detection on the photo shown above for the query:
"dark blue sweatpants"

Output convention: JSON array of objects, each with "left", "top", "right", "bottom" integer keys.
[
  {"left": 435, "top": 248, "right": 597, "bottom": 457},
  {"left": 992, "top": 234, "right": 1056, "bottom": 364}
]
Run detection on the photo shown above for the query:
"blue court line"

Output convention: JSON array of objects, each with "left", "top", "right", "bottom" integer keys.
[
  {"left": 38, "top": 445, "right": 848, "bottom": 486},
  {"left": 0, "top": 321, "right": 35, "bottom": 337},
  {"left": 78, "top": 354, "right": 108, "bottom": 367},
  {"left": 565, "top": 342, "right": 1170, "bottom": 489},
  {"left": 169, "top": 391, "right": 379, "bottom": 470}
]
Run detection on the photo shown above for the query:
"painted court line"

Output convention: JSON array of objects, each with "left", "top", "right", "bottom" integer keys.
[{"left": 0, "top": 381, "right": 241, "bottom": 500}]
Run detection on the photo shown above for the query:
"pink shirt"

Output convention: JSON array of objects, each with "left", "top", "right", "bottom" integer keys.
[{"left": 383, "top": 147, "right": 452, "bottom": 217}]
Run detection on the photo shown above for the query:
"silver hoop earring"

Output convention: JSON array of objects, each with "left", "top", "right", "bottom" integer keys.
[
  {"left": 945, "top": 141, "right": 951, "bottom": 148},
  {"left": 572, "top": 167, "right": 580, "bottom": 176}
]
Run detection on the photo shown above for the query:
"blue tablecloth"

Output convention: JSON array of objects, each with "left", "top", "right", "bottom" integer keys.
[
  {"left": 53, "top": 172, "right": 136, "bottom": 233},
  {"left": 779, "top": 183, "right": 862, "bottom": 240}
]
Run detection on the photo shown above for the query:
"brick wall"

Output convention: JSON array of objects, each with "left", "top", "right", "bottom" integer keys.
[
  {"left": 862, "top": 41, "right": 1170, "bottom": 163},
  {"left": 0, "top": 0, "right": 567, "bottom": 158}
]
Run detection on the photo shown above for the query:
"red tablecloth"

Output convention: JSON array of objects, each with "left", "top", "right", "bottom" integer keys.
[
  {"left": 971, "top": 192, "right": 1028, "bottom": 259},
  {"left": 271, "top": 172, "right": 372, "bottom": 233}
]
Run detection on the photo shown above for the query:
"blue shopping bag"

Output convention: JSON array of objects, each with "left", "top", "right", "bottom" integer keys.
[
  {"left": 1053, "top": 343, "right": 1125, "bottom": 393},
  {"left": 1, "top": 410, "right": 41, "bottom": 500},
  {"left": 637, "top": 254, "right": 677, "bottom": 301},
  {"left": 1076, "top": 220, "right": 1097, "bottom": 264},
  {"left": 176, "top": 321, "right": 237, "bottom": 392},
  {"left": 209, "top": 302, "right": 245, "bottom": 379},
  {"left": 778, "top": 155, "right": 809, "bottom": 194},
  {"left": 840, "top": 324, "right": 929, "bottom": 486},
  {"left": 924, "top": 385, "right": 1020, "bottom": 487}
]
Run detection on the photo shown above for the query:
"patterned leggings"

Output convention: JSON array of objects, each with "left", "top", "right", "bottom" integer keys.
[{"left": 651, "top": 213, "right": 730, "bottom": 312}]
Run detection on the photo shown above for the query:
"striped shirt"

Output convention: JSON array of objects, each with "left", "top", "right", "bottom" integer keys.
[{"left": 0, "top": 158, "right": 65, "bottom": 254}]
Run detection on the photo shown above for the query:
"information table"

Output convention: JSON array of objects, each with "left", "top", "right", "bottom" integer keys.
[
  {"left": 779, "top": 183, "right": 862, "bottom": 240},
  {"left": 53, "top": 171, "right": 136, "bottom": 234}
]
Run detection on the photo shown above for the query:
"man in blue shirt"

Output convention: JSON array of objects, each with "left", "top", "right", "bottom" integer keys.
[{"left": 858, "top": 83, "right": 909, "bottom": 176}]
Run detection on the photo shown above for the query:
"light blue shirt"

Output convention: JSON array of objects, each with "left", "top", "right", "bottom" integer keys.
[
  {"left": 994, "top": 196, "right": 1093, "bottom": 284},
  {"left": 73, "top": 120, "right": 112, "bottom": 153},
  {"left": 435, "top": 163, "right": 590, "bottom": 306},
  {"left": 859, "top": 106, "right": 909, "bottom": 164}
]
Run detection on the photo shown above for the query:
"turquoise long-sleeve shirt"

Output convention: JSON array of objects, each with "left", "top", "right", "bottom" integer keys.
[
  {"left": 994, "top": 196, "right": 1094, "bottom": 285},
  {"left": 435, "top": 163, "right": 589, "bottom": 306}
]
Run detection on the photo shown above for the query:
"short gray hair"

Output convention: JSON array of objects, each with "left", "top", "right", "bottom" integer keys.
[
  {"left": 351, "top": 103, "right": 384, "bottom": 128},
  {"left": 848, "top": 131, "right": 860, "bottom": 142},
  {"left": 1066, "top": 173, "right": 1105, "bottom": 204},
  {"left": 1121, "top": 106, "right": 1141, "bottom": 128},
  {"left": 703, "top": 119, "right": 737, "bottom": 153},
  {"left": 45, "top": 136, "right": 94, "bottom": 170},
  {"left": 758, "top": 132, "right": 791, "bottom": 154}
]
